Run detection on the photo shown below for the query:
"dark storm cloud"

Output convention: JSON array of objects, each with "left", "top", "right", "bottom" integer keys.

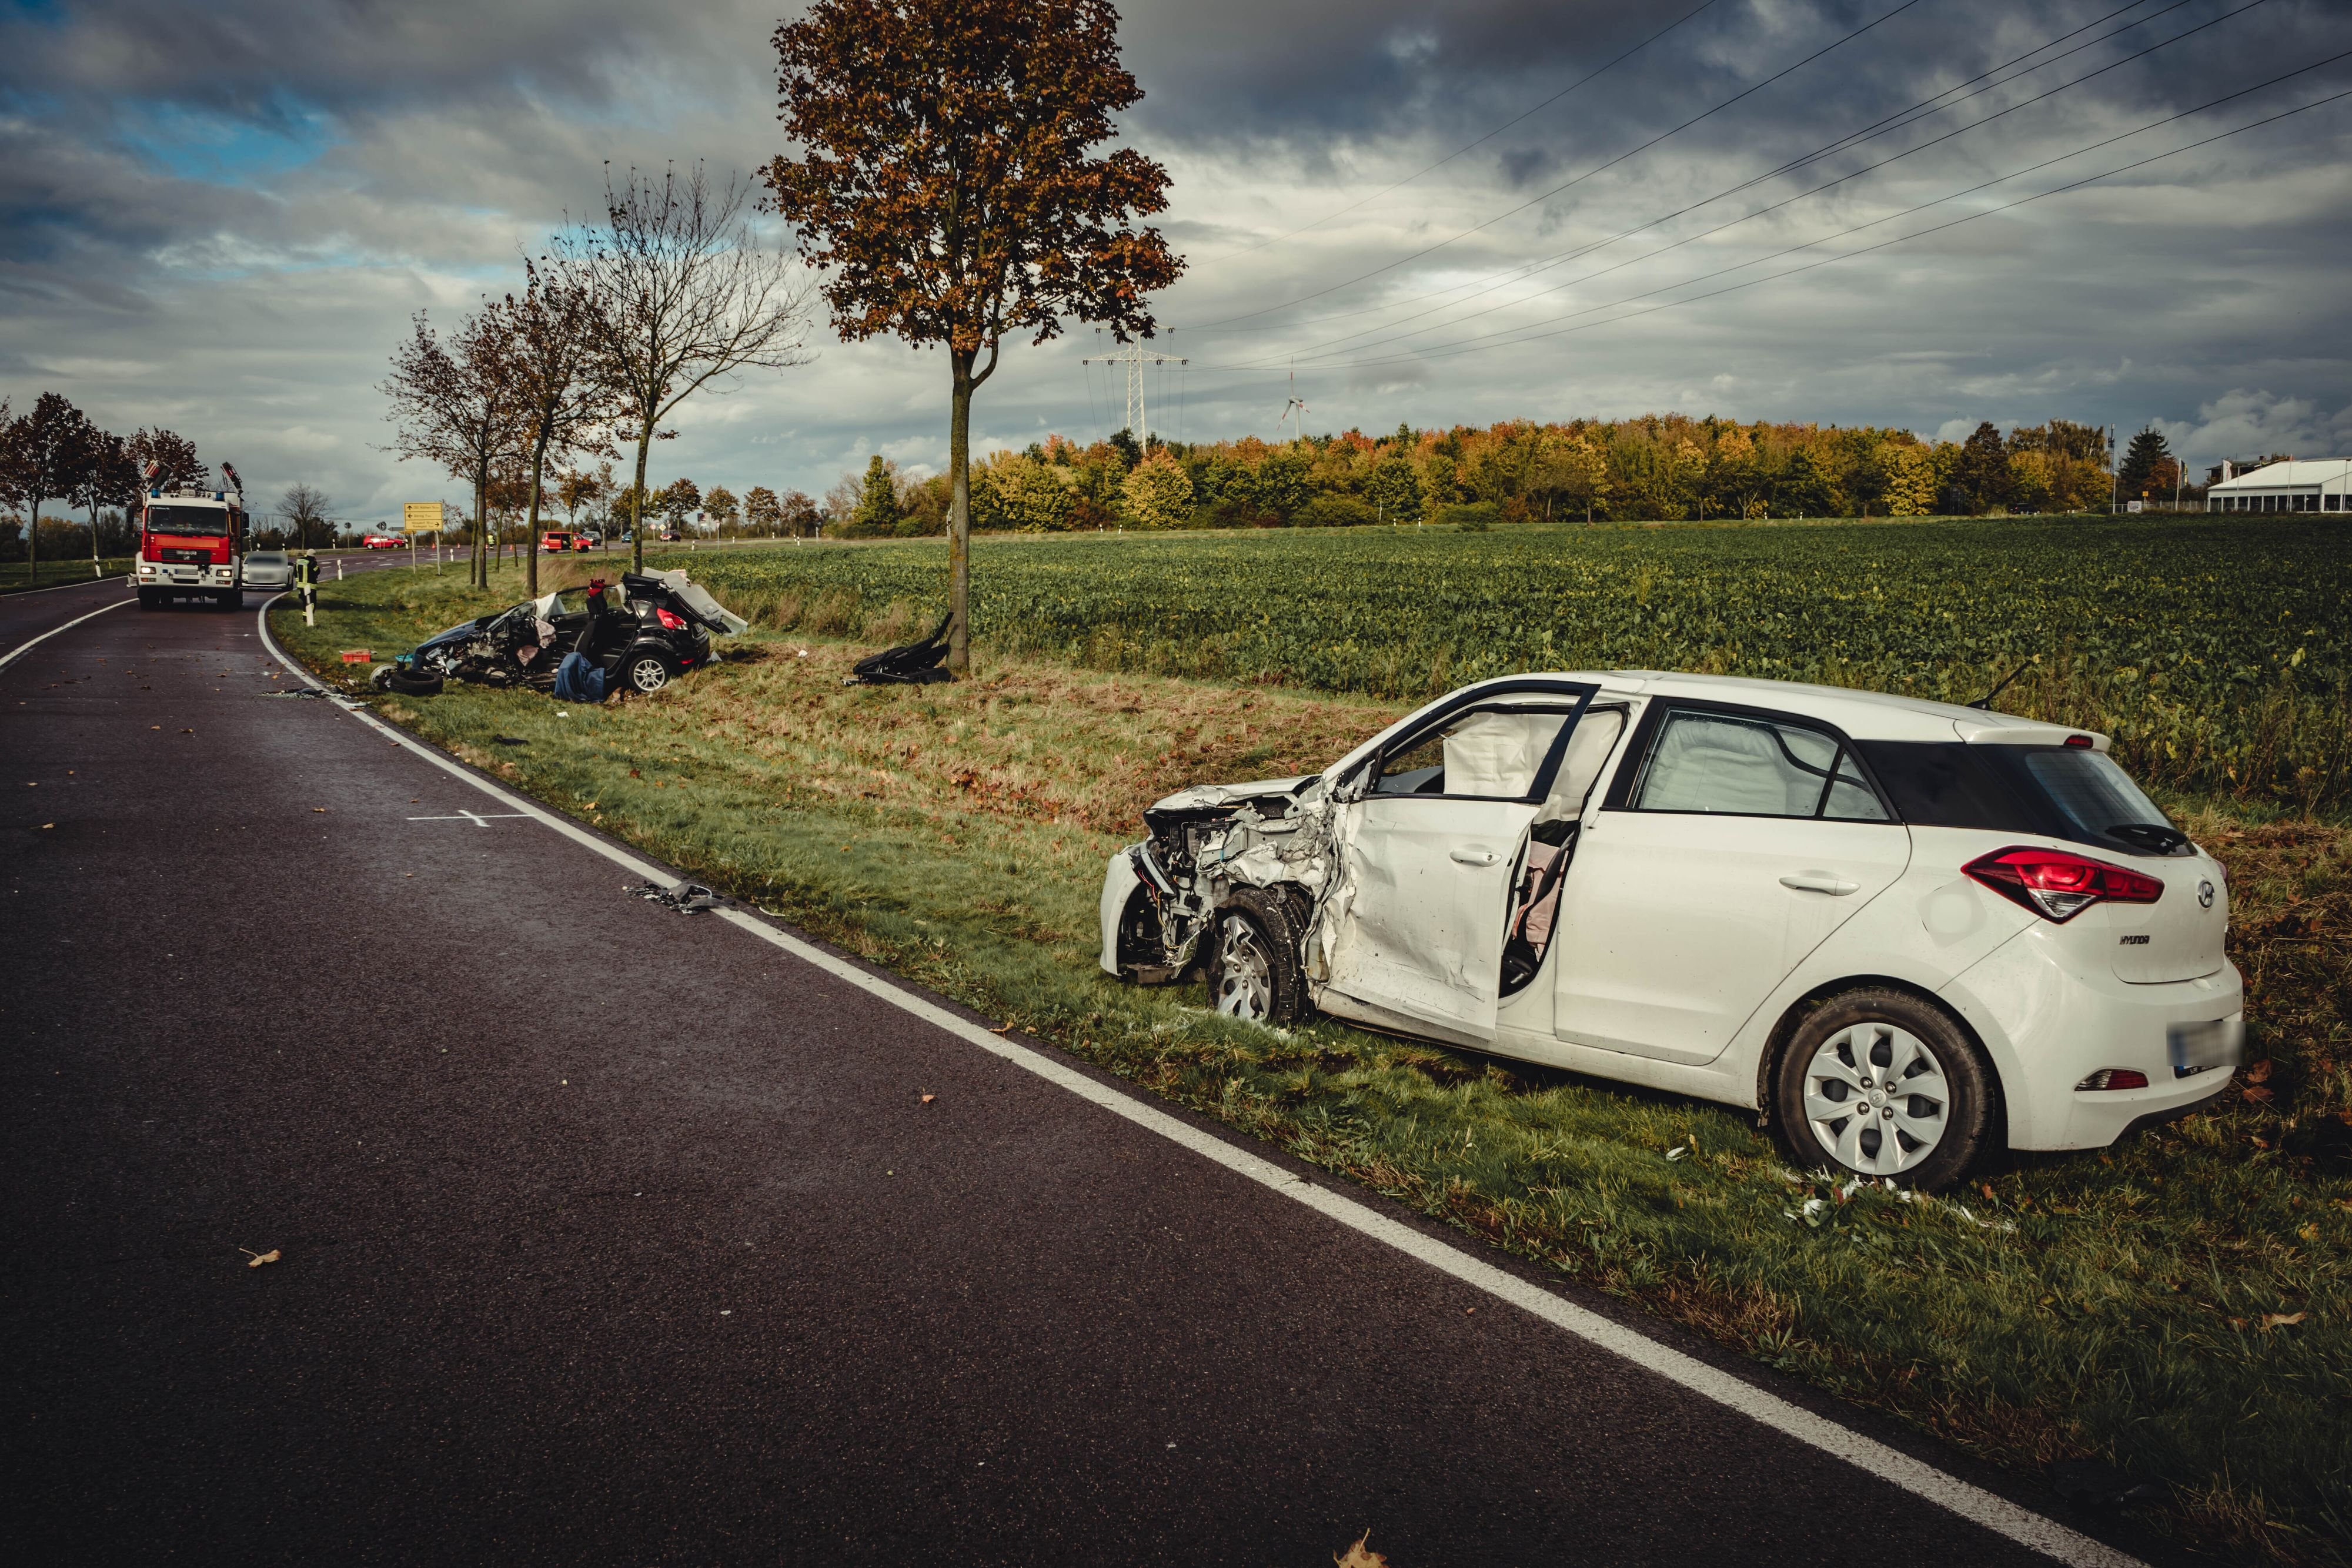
[{"left": 1, "top": 0, "right": 2348, "bottom": 517}]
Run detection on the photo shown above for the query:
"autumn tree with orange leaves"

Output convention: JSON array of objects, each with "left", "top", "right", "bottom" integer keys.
[{"left": 764, "top": 0, "right": 1182, "bottom": 673}]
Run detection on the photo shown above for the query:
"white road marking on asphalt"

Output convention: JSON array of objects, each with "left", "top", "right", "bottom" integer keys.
[
  {"left": 252, "top": 594, "right": 2139, "bottom": 1568},
  {"left": 406, "top": 811, "right": 531, "bottom": 826},
  {"left": 0, "top": 598, "right": 132, "bottom": 674},
  {"left": 2, "top": 574, "right": 135, "bottom": 599}
]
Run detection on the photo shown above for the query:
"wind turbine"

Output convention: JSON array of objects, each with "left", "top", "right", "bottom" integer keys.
[{"left": 1277, "top": 369, "right": 1309, "bottom": 443}]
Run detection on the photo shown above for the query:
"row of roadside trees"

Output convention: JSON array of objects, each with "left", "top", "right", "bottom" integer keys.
[
  {"left": 0, "top": 394, "right": 207, "bottom": 579},
  {"left": 0, "top": 394, "right": 359, "bottom": 583},
  {"left": 380, "top": 166, "right": 817, "bottom": 599}
]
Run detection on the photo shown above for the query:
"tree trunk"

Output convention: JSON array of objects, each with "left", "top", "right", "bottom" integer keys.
[
  {"left": 473, "top": 470, "right": 490, "bottom": 590},
  {"left": 631, "top": 417, "right": 654, "bottom": 577},
  {"left": 525, "top": 440, "right": 547, "bottom": 600},
  {"left": 947, "top": 352, "right": 974, "bottom": 675}
]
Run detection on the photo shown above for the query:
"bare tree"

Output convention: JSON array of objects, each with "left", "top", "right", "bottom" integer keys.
[
  {"left": 381, "top": 309, "right": 523, "bottom": 587},
  {"left": 280, "top": 483, "right": 332, "bottom": 550},
  {"left": 567, "top": 163, "right": 817, "bottom": 574},
  {"left": 495, "top": 257, "right": 619, "bottom": 597}
]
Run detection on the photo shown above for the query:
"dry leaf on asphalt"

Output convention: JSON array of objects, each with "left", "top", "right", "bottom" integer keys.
[
  {"left": 1334, "top": 1532, "right": 1389, "bottom": 1568},
  {"left": 240, "top": 1249, "right": 281, "bottom": 1268},
  {"left": 921, "top": 1094, "right": 936, "bottom": 1104}
]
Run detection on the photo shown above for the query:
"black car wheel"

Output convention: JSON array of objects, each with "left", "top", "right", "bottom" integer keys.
[{"left": 624, "top": 653, "right": 671, "bottom": 693}]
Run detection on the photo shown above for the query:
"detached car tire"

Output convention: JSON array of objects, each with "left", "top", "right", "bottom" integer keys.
[
  {"left": 1772, "top": 987, "right": 1996, "bottom": 1192},
  {"left": 1207, "top": 886, "right": 1310, "bottom": 1025}
]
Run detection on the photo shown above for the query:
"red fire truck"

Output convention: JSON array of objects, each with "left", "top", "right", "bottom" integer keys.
[{"left": 135, "top": 462, "right": 248, "bottom": 610}]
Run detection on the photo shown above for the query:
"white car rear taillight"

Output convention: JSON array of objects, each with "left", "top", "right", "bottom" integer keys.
[{"left": 1964, "top": 847, "right": 2164, "bottom": 923}]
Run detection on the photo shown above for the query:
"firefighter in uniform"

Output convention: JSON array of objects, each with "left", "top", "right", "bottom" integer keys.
[{"left": 293, "top": 550, "right": 320, "bottom": 625}]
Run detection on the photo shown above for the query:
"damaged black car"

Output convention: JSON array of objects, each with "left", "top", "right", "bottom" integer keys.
[{"left": 380, "top": 571, "right": 749, "bottom": 695}]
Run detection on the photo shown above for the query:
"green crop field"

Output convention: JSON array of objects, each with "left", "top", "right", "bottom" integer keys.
[{"left": 655, "top": 515, "right": 2352, "bottom": 811}]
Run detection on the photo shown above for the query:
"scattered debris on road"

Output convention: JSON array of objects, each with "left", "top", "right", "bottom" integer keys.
[
  {"left": 239, "top": 1248, "right": 280, "bottom": 1269},
  {"left": 627, "top": 878, "right": 723, "bottom": 915}
]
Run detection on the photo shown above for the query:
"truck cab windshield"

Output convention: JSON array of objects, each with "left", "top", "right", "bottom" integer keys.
[{"left": 146, "top": 505, "right": 232, "bottom": 536}]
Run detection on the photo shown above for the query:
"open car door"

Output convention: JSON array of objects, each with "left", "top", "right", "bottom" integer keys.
[{"left": 1318, "top": 682, "right": 1596, "bottom": 1047}]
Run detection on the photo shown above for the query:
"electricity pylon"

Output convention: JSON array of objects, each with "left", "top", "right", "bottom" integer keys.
[{"left": 1084, "top": 335, "right": 1185, "bottom": 447}]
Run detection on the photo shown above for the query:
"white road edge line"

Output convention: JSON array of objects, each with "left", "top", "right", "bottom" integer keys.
[
  {"left": 0, "top": 596, "right": 133, "bottom": 674},
  {"left": 2, "top": 572, "right": 133, "bottom": 599},
  {"left": 252, "top": 595, "right": 2139, "bottom": 1568}
]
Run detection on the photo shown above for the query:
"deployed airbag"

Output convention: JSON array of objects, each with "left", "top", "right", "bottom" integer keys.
[{"left": 1442, "top": 710, "right": 1565, "bottom": 798}]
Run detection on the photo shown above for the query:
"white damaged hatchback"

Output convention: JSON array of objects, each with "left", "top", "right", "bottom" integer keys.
[{"left": 1100, "top": 672, "right": 2243, "bottom": 1191}]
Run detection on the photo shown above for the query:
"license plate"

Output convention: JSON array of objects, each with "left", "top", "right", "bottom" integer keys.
[{"left": 2167, "top": 1016, "right": 2243, "bottom": 1078}]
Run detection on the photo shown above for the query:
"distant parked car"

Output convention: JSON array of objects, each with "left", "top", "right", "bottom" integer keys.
[
  {"left": 240, "top": 550, "right": 293, "bottom": 590},
  {"left": 363, "top": 533, "right": 402, "bottom": 549}
]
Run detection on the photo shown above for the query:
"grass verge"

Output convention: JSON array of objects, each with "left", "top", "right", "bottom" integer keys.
[
  {"left": 1, "top": 557, "right": 131, "bottom": 594},
  {"left": 278, "top": 569, "right": 2350, "bottom": 1564}
]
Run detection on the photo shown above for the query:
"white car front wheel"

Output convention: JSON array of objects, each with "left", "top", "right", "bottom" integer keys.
[{"left": 1205, "top": 888, "right": 1309, "bottom": 1025}]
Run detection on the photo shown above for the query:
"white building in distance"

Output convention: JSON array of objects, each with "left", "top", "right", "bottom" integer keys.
[{"left": 2206, "top": 459, "right": 2350, "bottom": 513}]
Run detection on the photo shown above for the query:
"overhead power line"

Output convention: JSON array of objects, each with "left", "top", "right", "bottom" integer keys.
[
  {"left": 1175, "top": 0, "right": 1930, "bottom": 330},
  {"left": 1287, "top": 65, "right": 2352, "bottom": 372},
  {"left": 1189, "top": 0, "right": 1729, "bottom": 268},
  {"left": 1271, "top": 0, "right": 2274, "bottom": 367},
  {"left": 1185, "top": 0, "right": 2229, "bottom": 356}
]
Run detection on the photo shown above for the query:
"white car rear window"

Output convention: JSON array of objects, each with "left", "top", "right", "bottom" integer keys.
[{"left": 1635, "top": 710, "right": 1889, "bottom": 821}]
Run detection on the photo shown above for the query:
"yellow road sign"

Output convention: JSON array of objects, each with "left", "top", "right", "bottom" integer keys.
[{"left": 403, "top": 502, "right": 447, "bottom": 533}]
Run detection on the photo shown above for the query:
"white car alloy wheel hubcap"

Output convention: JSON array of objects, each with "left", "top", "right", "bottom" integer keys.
[
  {"left": 1801, "top": 1022, "right": 1951, "bottom": 1177},
  {"left": 1213, "top": 915, "right": 1273, "bottom": 1019},
  {"left": 631, "top": 660, "right": 667, "bottom": 692}
]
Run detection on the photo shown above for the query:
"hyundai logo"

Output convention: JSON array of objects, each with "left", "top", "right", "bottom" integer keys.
[{"left": 2198, "top": 880, "right": 2216, "bottom": 909}]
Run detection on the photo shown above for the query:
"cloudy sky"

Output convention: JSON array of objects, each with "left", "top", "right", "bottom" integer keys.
[{"left": 4, "top": 0, "right": 2348, "bottom": 521}]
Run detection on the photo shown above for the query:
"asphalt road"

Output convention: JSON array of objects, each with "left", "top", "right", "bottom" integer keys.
[{"left": 1, "top": 591, "right": 2173, "bottom": 1566}]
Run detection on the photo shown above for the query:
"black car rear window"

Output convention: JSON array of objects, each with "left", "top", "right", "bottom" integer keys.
[
  {"left": 1852, "top": 741, "right": 2024, "bottom": 830},
  {"left": 1854, "top": 740, "right": 2185, "bottom": 856}
]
